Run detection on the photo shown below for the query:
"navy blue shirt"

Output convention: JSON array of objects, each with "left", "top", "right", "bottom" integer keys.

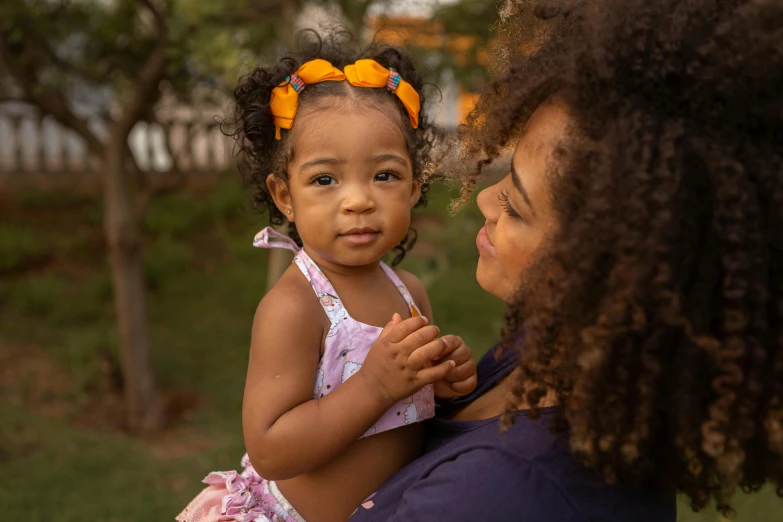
[{"left": 351, "top": 347, "right": 675, "bottom": 521}]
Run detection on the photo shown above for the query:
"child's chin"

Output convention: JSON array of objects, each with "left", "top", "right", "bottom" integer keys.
[{"left": 336, "top": 251, "right": 386, "bottom": 267}]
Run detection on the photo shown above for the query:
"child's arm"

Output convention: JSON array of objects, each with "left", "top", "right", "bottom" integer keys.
[
  {"left": 242, "top": 274, "right": 455, "bottom": 481},
  {"left": 395, "top": 268, "right": 478, "bottom": 398}
]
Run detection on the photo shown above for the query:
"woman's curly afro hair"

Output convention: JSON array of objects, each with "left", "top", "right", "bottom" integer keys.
[
  {"left": 462, "top": 0, "right": 783, "bottom": 512},
  {"left": 228, "top": 30, "right": 440, "bottom": 265}
]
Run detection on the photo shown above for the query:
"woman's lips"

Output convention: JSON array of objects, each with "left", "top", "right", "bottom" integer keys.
[
  {"left": 339, "top": 228, "right": 380, "bottom": 246},
  {"left": 476, "top": 226, "right": 496, "bottom": 256}
]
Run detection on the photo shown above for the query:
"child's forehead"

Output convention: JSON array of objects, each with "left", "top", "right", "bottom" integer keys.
[{"left": 289, "top": 101, "right": 411, "bottom": 163}]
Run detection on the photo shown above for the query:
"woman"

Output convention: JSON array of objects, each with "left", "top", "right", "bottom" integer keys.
[{"left": 352, "top": 0, "right": 783, "bottom": 520}]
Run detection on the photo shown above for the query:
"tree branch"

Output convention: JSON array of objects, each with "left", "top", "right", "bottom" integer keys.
[
  {"left": 16, "top": 20, "right": 109, "bottom": 86},
  {"left": 0, "top": 94, "right": 22, "bottom": 105},
  {"left": 0, "top": 36, "right": 104, "bottom": 156},
  {"left": 39, "top": 37, "right": 110, "bottom": 85},
  {"left": 116, "top": 0, "right": 169, "bottom": 140}
]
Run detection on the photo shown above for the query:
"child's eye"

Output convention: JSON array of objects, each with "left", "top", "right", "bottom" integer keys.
[
  {"left": 374, "top": 171, "right": 398, "bottom": 182},
  {"left": 314, "top": 175, "right": 336, "bottom": 186}
]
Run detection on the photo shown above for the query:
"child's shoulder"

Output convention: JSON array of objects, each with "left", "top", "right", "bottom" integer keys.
[
  {"left": 391, "top": 267, "right": 429, "bottom": 306},
  {"left": 254, "top": 263, "right": 325, "bottom": 330}
]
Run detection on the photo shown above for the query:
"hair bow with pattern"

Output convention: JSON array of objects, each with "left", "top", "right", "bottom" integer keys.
[
  {"left": 344, "top": 59, "right": 420, "bottom": 129},
  {"left": 269, "top": 59, "right": 345, "bottom": 139}
]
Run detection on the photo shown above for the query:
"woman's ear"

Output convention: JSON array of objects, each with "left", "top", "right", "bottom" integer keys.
[
  {"left": 266, "top": 173, "right": 294, "bottom": 222},
  {"left": 409, "top": 180, "right": 422, "bottom": 207}
]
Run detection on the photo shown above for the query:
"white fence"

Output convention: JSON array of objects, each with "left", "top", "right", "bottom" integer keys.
[{"left": 0, "top": 112, "right": 232, "bottom": 176}]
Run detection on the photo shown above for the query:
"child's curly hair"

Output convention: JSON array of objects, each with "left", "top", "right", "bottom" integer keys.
[
  {"left": 229, "top": 30, "right": 440, "bottom": 265},
  {"left": 462, "top": 0, "right": 783, "bottom": 513}
]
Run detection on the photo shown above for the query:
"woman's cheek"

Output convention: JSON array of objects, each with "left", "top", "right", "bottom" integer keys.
[{"left": 502, "top": 232, "right": 534, "bottom": 291}]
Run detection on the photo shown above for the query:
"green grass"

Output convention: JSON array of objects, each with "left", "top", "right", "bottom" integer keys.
[
  {"left": 0, "top": 224, "right": 46, "bottom": 273},
  {"left": 0, "top": 178, "right": 779, "bottom": 521}
]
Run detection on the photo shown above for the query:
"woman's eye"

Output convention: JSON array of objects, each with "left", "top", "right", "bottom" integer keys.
[
  {"left": 498, "top": 190, "right": 524, "bottom": 221},
  {"left": 375, "top": 171, "right": 397, "bottom": 182},
  {"left": 315, "top": 175, "right": 335, "bottom": 186}
]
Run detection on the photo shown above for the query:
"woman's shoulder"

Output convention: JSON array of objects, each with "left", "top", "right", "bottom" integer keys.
[
  {"left": 352, "top": 413, "right": 674, "bottom": 522},
  {"left": 426, "top": 410, "right": 568, "bottom": 470},
  {"left": 352, "top": 431, "right": 574, "bottom": 522}
]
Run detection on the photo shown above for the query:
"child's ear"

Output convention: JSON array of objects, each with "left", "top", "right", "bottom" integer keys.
[
  {"left": 410, "top": 180, "right": 422, "bottom": 207},
  {"left": 266, "top": 173, "right": 294, "bottom": 222}
]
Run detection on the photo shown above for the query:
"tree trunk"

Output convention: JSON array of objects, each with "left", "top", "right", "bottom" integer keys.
[{"left": 104, "top": 132, "right": 162, "bottom": 433}]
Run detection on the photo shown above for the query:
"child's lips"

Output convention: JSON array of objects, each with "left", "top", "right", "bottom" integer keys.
[{"left": 339, "top": 227, "right": 380, "bottom": 246}]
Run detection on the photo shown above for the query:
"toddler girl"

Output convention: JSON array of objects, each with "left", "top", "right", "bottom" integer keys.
[{"left": 177, "top": 36, "right": 477, "bottom": 522}]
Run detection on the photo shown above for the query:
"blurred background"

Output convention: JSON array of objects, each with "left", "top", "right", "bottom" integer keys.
[{"left": 0, "top": 1, "right": 778, "bottom": 521}]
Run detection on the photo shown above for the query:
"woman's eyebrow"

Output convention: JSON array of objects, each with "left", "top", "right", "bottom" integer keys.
[
  {"left": 510, "top": 161, "right": 535, "bottom": 214},
  {"left": 367, "top": 153, "right": 409, "bottom": 167},
  {"left": 299, "top": 157, "right": 342, "bottom": 173}
]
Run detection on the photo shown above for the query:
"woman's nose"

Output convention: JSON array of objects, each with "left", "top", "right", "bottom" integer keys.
[
  {"left": 477, "top": 184, "right": 500, "bottom": 222},
  {"left": 341, "top": 184, "right": 376, "bottom": 214}
]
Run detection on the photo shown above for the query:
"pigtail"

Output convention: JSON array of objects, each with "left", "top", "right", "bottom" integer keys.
[{"left": 228, "top": 59, "right": 300, "bottom": 239}]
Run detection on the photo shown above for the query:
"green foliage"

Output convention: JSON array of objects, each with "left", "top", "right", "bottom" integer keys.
[
  {"left": 2, "top": 0, "right": 156, "bottom": 109},
  {"left": 436, "top": 0, "right": 498, "bottom": 41},
  {"left": 17, "top": 190, "right": 94, "bottom": 210},
  {"left": 432, "top": 0, "right": 500, "bottom": 90},
  {"left": 0, "top": 224, "right": 46, "bottom": 273},
  {"left": 0, "top": 270, "right": 112, "bottom": 337},
  {"left": 0, "top": 0, "right": 310, "bottom": 114},
  {"left": 60, "top": 326, "right": 120, "bottom": 398},
  {"left": 143, "top": 181, "right": 247, "bottom": 239},
  {"left": 144, "top": 236, "right": 194, "bottom": 291},
  {"left": 2, "top": 273, "right": 64, "bottom": 318},
  {"left": 144, "top": 192, "right": 214, "bottom": 238}
]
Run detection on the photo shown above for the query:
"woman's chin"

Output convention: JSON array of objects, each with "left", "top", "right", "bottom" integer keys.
[{"left": 476, "top": 260, "right": 513, "bottom": 303}]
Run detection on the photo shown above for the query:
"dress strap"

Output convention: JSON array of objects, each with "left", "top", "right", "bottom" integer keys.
[
  {"left": 252, "top": 227, "right": 300, "bottom": 252},
  {"left": 294, "top": 249, "right": 342, "bottom": 299},
  {"left": 252, "top": 226, "right": 314, "bottom": 287},
  {"left": 293, "top": 249, "right": 349, "bottom": 331},
  {"left": 379, "top": 263, "right": 422, "bottom": 317}
]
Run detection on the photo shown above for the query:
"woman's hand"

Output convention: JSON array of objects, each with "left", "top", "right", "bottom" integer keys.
[
  {"left": 432, "top": 335, "right": 478, "bottom": 399},
  {"left": 358, "top": 313, "right": 456, "bottom": 407}
]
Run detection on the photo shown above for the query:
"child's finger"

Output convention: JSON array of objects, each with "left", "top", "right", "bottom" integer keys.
[
  {"left": 377, "top": 313, "right": 404, "bottom": 340},
  {"left": 397, "top": 325, "right": 441, "bottom": 355},
  {"left": 447, "top": 374, "right": 478, "bottom": 395},
  {"left": 381, "top": 315, "right": 429, "bottom": 344},
  {"left": 435, "top": 335, "right": 463, "bottom": 358},
  {"left": 444, "top": 359, "right": 476, "bottom": 382},
  {"left": 416, "top": 359, "right": 456, "bottom": 385},
  {"left": 407, "top": 337, "right": 447, "bottom": 370}
]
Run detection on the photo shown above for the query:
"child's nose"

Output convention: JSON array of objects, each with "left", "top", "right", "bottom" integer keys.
[{"left": 341, "top": 184, "right": 376, "bottom": 214}]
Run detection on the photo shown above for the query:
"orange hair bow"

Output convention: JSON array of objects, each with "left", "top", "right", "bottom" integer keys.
[
  {"left": 344, "top": 59, "right": 420, "bottom": 129},
  {"left": 269, "top": 58, "right": 421, "bottom": 140},
  {"left": 269, "top": 59, "right": 345, "bottom": 139}
]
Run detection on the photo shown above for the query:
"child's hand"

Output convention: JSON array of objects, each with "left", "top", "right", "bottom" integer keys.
[
  {"left": 359, "top": 313, "right": 456, "bottom": 407},
  {"left": 432, "top": 335, "right": 478, "bottom": 399}
]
